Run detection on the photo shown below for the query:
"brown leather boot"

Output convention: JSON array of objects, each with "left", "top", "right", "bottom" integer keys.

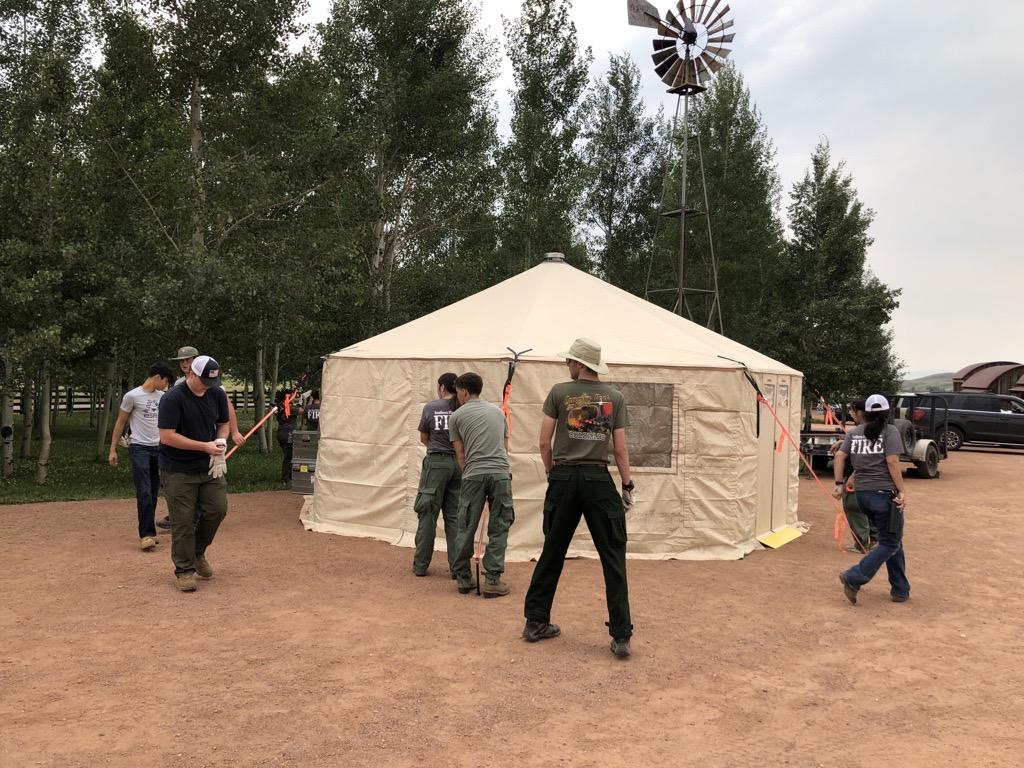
[{"left": 481, "top": 578, "right": 510, "bottom": 599}]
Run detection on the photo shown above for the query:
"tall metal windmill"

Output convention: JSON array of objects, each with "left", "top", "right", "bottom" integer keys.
[{"left": 628, "top": 1, "right": 734, "bottom": 331}]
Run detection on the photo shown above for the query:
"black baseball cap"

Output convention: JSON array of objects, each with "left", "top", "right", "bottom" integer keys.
[{"left": 190, "top": 355, "right": 223, "bottom": 388}]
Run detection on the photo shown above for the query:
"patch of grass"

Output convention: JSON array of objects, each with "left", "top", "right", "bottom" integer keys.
[{"left": 0, "top": 410, "right": 284, "bottom": 505}]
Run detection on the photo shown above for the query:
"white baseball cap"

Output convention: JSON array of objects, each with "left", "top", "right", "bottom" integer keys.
[{"left": 865, "top": 394, "right": 890, "bottom": 412}]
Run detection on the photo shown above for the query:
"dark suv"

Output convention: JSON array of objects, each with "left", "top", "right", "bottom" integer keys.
[{"left": 896, "top": 392, "right": 1024, "bottom": 450}]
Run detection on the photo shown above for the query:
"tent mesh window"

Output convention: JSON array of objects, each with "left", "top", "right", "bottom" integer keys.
[{"left": 609, "top": 382, "right": 675, "bottom": 468}]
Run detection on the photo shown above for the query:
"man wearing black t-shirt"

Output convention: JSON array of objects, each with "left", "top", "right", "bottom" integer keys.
[{"left": 158, "top": 355, "right": 230, "bottom": 592}]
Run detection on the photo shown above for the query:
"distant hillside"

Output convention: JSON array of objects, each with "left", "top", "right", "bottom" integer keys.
[{"left": 901, "top": 372, "right": 954, "bottom": 392}]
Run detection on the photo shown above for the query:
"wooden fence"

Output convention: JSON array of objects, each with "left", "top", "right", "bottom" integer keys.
[{"left": 10, "top": 389, "right": 260, "bottom": 414}]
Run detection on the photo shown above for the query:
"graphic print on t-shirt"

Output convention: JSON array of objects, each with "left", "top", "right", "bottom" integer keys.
[
  {"left": 433, "top": 411, "right": 450, "bottom": 431},
  {"left": 848, "top": 435, "right": 884, "bottom": 455},
  {"left": 565, "top": 393, "right": 614, "bottom": 443}
]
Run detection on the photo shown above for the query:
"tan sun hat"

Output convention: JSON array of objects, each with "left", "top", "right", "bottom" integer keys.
[
  {"left": 559, "top": 338, "right": 609, "bottom": 375},
  {"left": 171, "top": 345, "right": 199, "bottom": 361}
]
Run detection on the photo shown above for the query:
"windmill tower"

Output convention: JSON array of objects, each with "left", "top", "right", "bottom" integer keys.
[{"left": 628, "top": 1, "right": 734, "bottom": 332}]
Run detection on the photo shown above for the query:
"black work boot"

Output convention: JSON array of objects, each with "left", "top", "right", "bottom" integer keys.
[
  {"left": 610, "top": 638, "right": 631, "bottom": 658},
  {"left": 522, "top": 621, "right": 561, "bottom": 643}
]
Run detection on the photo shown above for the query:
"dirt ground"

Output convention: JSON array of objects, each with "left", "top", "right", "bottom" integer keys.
[{"left": 2, "top": 448, "right": 1022, "bottom": 768}]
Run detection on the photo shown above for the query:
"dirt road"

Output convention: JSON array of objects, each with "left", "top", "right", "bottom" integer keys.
[{"left": 1, "top": 448, "right": 1022, "bottom": 767}]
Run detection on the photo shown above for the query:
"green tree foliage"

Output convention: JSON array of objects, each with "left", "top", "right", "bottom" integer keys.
[
  {"left": 309, "top": 0, "right": 500, "bottom": 335},
  {"left": 0, "top": 1, "right": 92, "bottom": 398},
  {"left": 579, "top": 53, "right": 667, "bottom": 296},
  {"left": 771, "top": 140, "right": 902, "bottom": 401},
  {"left": 499, "top": 0, "right": 591, "bottom": 272}
]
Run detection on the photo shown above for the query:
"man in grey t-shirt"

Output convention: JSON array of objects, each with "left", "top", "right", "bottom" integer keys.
[
  {"left": 109, "top": 362, "right": 176, "bottom": 550},
  {"left": 412, "top": 373, "right": 462, "bottom": 577},
  {"left": 447, "top": 372, "right": 514, "bottom": 598}
]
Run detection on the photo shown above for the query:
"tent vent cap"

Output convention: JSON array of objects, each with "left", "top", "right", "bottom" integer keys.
[{"left": 543, "top": 252, "right": 566, "bottom": 262}]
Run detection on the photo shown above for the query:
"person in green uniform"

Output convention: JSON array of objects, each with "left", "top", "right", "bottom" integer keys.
[
  {"left": 830, "top": 399, "right": 878, "bottom": 553},
  {"left": 412, "top": 373, "right": 461, "bottom": 578},
  {"left": 448, "top": 372, "right": 514, "bottom": 598},
  {"left": 522, "top": 338, "right": 635, "bottom": 658}
]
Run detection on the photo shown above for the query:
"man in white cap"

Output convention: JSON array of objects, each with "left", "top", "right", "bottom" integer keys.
[
  {"left": 522, "top": 338, "right": 635, "bottom": 658},
  {"left": 158, "top": 355, "right": 230, "bottom": 592},
  {"left": 159, "top": 345, "right": 245, "bottom": 531}
]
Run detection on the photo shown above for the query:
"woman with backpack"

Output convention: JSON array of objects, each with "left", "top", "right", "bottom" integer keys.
[{"left": 831, "top": 394, "right": 910, "bottom": 604}]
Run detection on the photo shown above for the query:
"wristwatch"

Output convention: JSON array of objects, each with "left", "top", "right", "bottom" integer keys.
[
  {"left": 834, "top": 480, "right": 844, "bottom": 485},
  {"left": 623, "top": 480, "right": 635, "bottom": 491}
]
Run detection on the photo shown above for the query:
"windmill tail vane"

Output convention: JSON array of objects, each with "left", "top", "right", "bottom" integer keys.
[{"left": 627, "top": 1, "right": 735, "bottom": 94}]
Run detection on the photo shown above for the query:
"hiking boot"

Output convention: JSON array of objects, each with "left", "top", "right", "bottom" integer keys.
[
  {"left": 176, "top": 572, "right": 197, "bottom": 592},
  {"left": 412, "top": 567, "right": 427, "bottom": 577},
  {"left": 522, "top": 621, "right": 561, "bottom": 643},
  {"left": 610, "top": 638, "right": 631, "bottom": 658},
  {"left": 891, "top": 593, "right": 910, "bottom": 603},
  {"left": 194, "top": 555, "right": 213, "bottom": 579},
  {"left": 839, "top": 572, "right": 859, "bottom": 605},
  {"left": 481, "top": 578, "right": 510, "bottom": 599},
  {"left": 139, "top": 536, "right": 157, "bottom": 551},
  {"left": 157, "top": 516, "right": 171, "bottom": 530},
  {"left": 456, "top": 574, "right": 478, "bottom": 594}
]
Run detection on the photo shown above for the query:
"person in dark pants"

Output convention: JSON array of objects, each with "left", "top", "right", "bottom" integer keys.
[
  {"left": 158, "top": 356, "right": 230, "bottom": 593},
  {"left": 832, "top": 394, "right": 910, "bottom": 604},
  {"left": 523, "top": 338, "right": 635, "bottom": 658},
  {"left": 108, "top": 362, "right": 176, "bottom": 550},
  {"left": 275, "top": 389, "right": 302, "bottom": 485},
  {"left": 412, "top": 373, "right": 461, "bottom": 578}
]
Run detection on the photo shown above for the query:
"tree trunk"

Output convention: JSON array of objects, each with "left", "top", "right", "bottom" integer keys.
[
  {"left": 96, "top": 359, "right": 116, "bottom": 460},
  {"left": 20, "top": 376, "right": 34, "bottom": 459},
  {"left": 269, "top": 342, "right": 281, "bottom": 447},
  {"left": 35, "top": 361, "right": 52, "bottom": 484},
  {"left": 1, "top": 389, "right": 13, "bottom": 478},
  {"left": 190, "top": 76, "right": 206, "bottom": 255},
  {"left": 255, "top": 337, "right": 268, "bottom": 453}
]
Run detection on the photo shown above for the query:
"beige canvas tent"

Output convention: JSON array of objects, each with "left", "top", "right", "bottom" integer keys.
[{"left": 301, "top": 256, "right": 803, "bottom": 560}]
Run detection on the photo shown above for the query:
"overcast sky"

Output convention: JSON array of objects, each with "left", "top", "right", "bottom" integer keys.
[{"left": 304, "top": 1, "right": 1023, "bottom": 376}]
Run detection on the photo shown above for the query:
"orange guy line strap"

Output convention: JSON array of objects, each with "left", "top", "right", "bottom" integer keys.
[{"left": 756, "top": 393, "right": 854, "bottom": 551}]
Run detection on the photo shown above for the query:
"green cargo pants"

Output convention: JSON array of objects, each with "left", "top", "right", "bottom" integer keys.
[
  {"left": 161, "top": 470, "right": 228, "bottom": 575},
  {"left": 451, "top": 473, "right": 514, "bottom": 581},
  {"left": 412, "top": 453, "right": 462, "bottom": 575},
  {"left": 843, "top": 487, "right": 878, "bottom": 552},
  {"left": 524, "top": 465, "right": 633, "bottom": 640}
]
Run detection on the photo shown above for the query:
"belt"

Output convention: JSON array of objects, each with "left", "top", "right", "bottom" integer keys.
[
  {"left": 554, "top": 461, "right": 608, "bottom": 467},
  {"left": 428, "top": 451, "right": 455, "bottom": 456}
]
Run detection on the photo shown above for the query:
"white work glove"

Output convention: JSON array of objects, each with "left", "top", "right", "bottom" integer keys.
[
  {"left": 208, "top": 438, "right": 227, "bottom": 479},
  {"left": 621, "top": 481, "right": 635, "bottom": 510}
]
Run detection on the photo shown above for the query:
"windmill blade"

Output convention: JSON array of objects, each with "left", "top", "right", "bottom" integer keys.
[
  {"left": 707, "top": 33, "right": 735, "bottom": 44},
  {"left": 693, "top": 2, "right": 708, "bottom": 26},
  {"left": 626, "top": 0, "right": 662, "bottom": 30},
  {"left": 700, "top": 0, "right": 724, "bottom": 25},
  {"left": 662, "top": 58, "right": 684, "bottom": 87},
  {"left": 704, "top": 44, "right": 731, "bottom": 60},
  {"left": 657, "top": 22, "right": 682, "bottom": 38},
  {"left": 673, "top": 58, "right": 699, "bottom": 89},
  {"left": 694, "top": 55, "right": 711, "bottom": 84},
  {"left": 653, "top": 47, "right": 678, "bottom": 67},
  {"left": 700, "top": 52, "right": 723, "bottom": 73},
  {"left": 706, "top": 3, "right": 731, "bottom": 29},
  {"left": 653, "top": 38, "right": 676, "bottom": 51},
  {"left": 656, "top": 52, "right": 681, "bottom": 80},
  {"left": 674, "top": 0, "right": 696, "bottom": 32},
  {"left": 665, "top": 9, "right": 684, "bottom": 32},
  {"left": 707, "top": 18, "right": 735, "bottom": 36}
]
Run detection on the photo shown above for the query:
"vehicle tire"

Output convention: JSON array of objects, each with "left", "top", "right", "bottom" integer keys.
[
  {"left": 939, "top": 426, "right": 964, "bottom": 451},
  {"left": 894, "top": 419, "right": 916, "bottom": 453},
  {"left": 914, "top": 443, "right": 940, "bottom": 479}
]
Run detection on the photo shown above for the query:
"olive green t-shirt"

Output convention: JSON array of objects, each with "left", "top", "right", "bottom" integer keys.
[
  {"left": 447, "top": 399, "right": 510, "bottom": 479},
  {"left": 542, "top": 381, "right": 628, "bottom": 464}
]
